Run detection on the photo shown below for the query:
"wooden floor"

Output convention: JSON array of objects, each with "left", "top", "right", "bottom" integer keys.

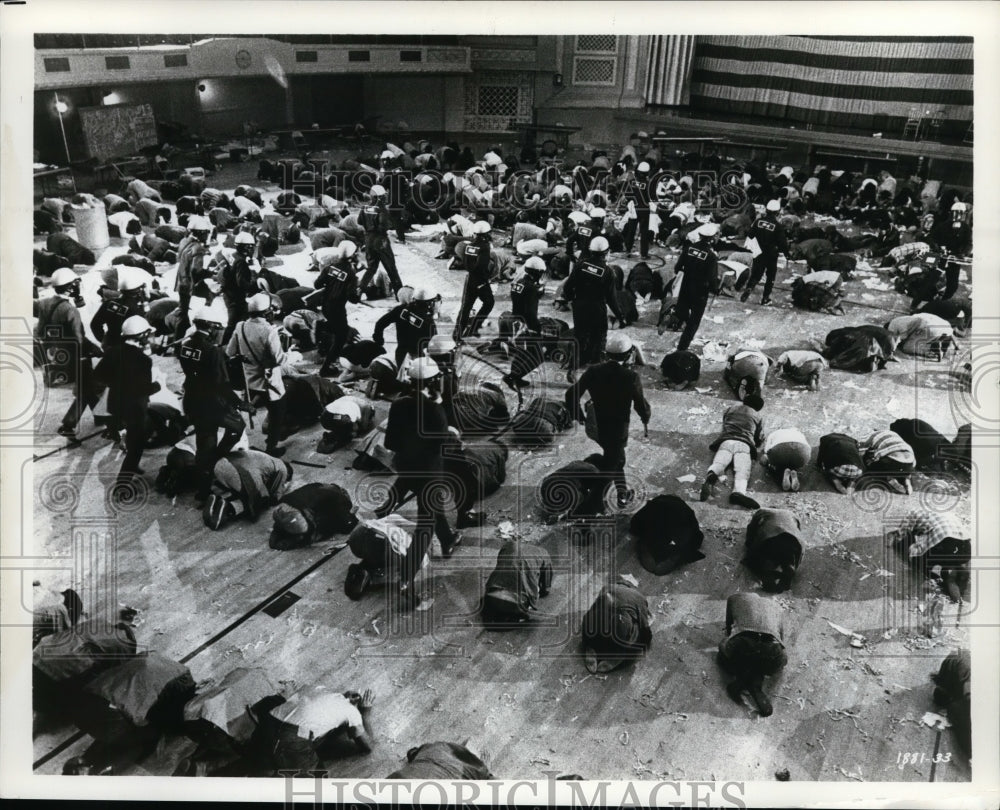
[{"left": 29, "top": 164, "right": 973, "bottom": 782}]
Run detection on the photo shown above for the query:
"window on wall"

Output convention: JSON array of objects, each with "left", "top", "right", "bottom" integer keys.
[
  {"left": 573, "top": 35, "right": 617, "bottom": 86},
  {"left": 477, "top": 86, "right": 519, "bottom": 118},
  {"left": 43, "top": 57, "right": 71, "bottom": 72},
  {"left": 105, "top": 55, "right": 131, "bottom": 70},
  {"left": 164, "top": 53, "right": 188, "bottom": 68}
]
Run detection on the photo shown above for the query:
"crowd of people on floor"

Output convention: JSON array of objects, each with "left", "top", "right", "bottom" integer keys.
[{"left": 31, "top": 128, "right": 973, "bottom": 776}]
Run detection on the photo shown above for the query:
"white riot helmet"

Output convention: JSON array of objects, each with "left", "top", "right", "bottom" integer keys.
[
  {"left": 234, "top": 231, "right": 256, "bottom": 251},
  {"left": 637, "top": 161, "right": 651, "bottom": 174},
  {"left": 605, "top": 331, "right": 634, "bottom": 357},
  {"left": 426, "top": 334, "right": 457, "bottom": 357},
  {"left": 51, "top": 268, "right": 78, "bottom": 289},
  {"left": 473, "top": 220, "right": 492, "bottom": 235},
  {"left": 340, "top": 240, "right": 358, "bottom": 259},
  {"left": 247, "top": 292, "right": 271, "bottom": 314},
  {"left": 590, "top": 207, "right": 606, "bottom": 219},
  {"left": 118, "top": 274, "right": 145, "bottom": 292},
  {"left": 121, "top": 315, "right": 153, "bottom": 339},
  {"left": 408, "top": 356, "right": 441, "bottom": 381},
  {"left": 380, "top": 150, "right": 394, "bottom": 161},
  {"left": 369, "top": 184, "right": 387, "bottom": 198},
  {"left": 589, "top": 236, "right": 610, "bottom": 254}
]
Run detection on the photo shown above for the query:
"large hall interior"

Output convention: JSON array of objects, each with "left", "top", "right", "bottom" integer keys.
[{"left": 6, "top": 22, "right": 995, "bottom": 798}]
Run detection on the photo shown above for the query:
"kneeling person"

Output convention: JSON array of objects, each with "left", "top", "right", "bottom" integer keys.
[
  {"left": 482, "top": 540, "right": 553, "bottom": 625},
  {"left": 204, "top": 447, "right": 293, "bottom": 530}
]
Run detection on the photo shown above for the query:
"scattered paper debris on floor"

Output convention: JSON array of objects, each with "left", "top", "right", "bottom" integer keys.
[
  {"left": 710, "top": 316, "right": 725, "bottom": 324},
  {"left": 837, "top": 766, "right": 865, "bottom": 782},
  {"left": 861, "top": 278, "right": 892, "bottom": 292},
  {"left": 619, "top": 731, "right": 630, "bottom": 745},
  {"left": 620, "top": 573, "right": 639, "bottom": 587},
  {"left": 686, "top": 405, "right": 710, "bottom": 415},
  {"left": 921, "top": 712, "right": 951, "bottom": 730},
  {"left": 694, "top": 387, "right": 712, "bottom": 394},
  {"left": 827, "top": 620, "right": 867, "bottom": 647},
  {"left": 530, "top": 757, "right": 550, "bottom": 766},
  {"left": 677, "top": 474, "right": 697, "bottom": 483},
  {"left": 497, "top": 521, "right": 517, "bottom": 539}
]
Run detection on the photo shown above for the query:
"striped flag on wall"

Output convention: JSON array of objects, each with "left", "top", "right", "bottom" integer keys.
[
  {"left": 644, "top": 35, "right": 697, "bottom": 106},
  {"left": 689, "top": 36, "right": 972, "bottom": 132}
]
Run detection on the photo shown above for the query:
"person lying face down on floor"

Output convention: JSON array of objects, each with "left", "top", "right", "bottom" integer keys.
[
  {"left": 743, "top": 508, "right": 804, "bottom": 593},
  {"left": 202, "top": 443, "right": 294, "bottom": 531},
  {"left": 701, "top": 397, "right": 765, "bottom": 510},
  {"left": 659, "top": 349, "right": 701, "bottom": 391},
  {"left": 481, "top": 539, "right": 553, "bottom": 625},
  {"left": 859, "top": 429, "right": 916, "bottom": 495},
  {"left": 269, "top": 482, "right": 359, "bottom": 550},
  {"left": 761, "top": 427, "right": 812, "bottom": 492},
  {"left": 243, "top": 687, "right": 376, "bottom": 776},
  {"left": 581, "top": 575, "right": 653, "bottom": 674},
  {"left": 886, "top": 508, "right": 972, "bottom": 603},
  {"left": 888, "top": 418, "right": 954, "bottom": 472},
  {"left": 387, "top": 741, "right": 493, "bottom": 779},
  {"left": 538, "top": 453, "right": 610, "bottom": 522},
  {"left": 718, "top": 592, "right": 787, "bottom": 717},
  {"left": 723, "top": 344, "right": 774, "bottom": 399},
  {"left": 775, "top": 349, "right": 827, "bottom": 391},
  {"left": 817, "top": 432, "right": 865, "bottom": 495},
  {"left": 629, "top": 494, "right": 705, "bottom": 575},
  {"left": 344, "top": 513, "right": 423, "bottom": 601}
]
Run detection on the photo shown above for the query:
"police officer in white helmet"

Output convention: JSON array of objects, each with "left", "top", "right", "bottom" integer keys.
[
  {"left": 180, "top": 301, "right": 248, "bottom": 502},
  {"left": 41, "top": 269, "right": 107, "bottom": 439},
  {"left": 378, "top": 356, "right": 464, "bottom": 609},
  {"left": 173, "top": 214, "right": 213, "bottom": 342},
  {"left": 95, "top": 316, "right": 160, "bottom": 487},
  {"left": 561, "top": 235, "right": 625, "bottom": 380},
  {"left": 565, "top": 330, "right": 651, "bottom": 508},
  {"left": 357, "top": 184, "right": 403, "bottom": 295}
]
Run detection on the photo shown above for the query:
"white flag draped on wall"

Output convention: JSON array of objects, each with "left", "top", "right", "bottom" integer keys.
[{"left": 644, "top": 35, "right": 697, "bottom": 107}]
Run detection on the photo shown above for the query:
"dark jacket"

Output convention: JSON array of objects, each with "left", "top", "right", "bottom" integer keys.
[
  {"left": 675, "top": 240, "right": 720, "bottom": 299},
  {"left": 710, "top": 404, "right": 765, "bottom": 459},
  {"left": 484, "top": 540, "right": 553, "bottom": 615},
  {"left": 95, "top": 343, "right": 159, "bottom": 420},
  {"left": 510, "top": 275, "right": 542, "bottom": 332},
  {"left": 276, "top": 483, "right": 357, "bottom": 544},
  {"left": 748, "top": 213, "right": 788, "bottom": 257},
  {"left": 566, "top": 360, "right": 651, "bottom": 444},
  {"left": 563, "top": 258, "right": 623, "bottom": 319},
  {"left": 384, "top": 394, "right": 451, "bottom": 472}
]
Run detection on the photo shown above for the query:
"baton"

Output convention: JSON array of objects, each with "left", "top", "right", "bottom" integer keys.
[{"left": 234, "top": 354, "right": 256, "bottom": 429}]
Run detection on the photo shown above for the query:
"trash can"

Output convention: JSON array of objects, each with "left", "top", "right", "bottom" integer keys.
[{"left": 73, "top": 205, "right": 110, "bottom": 252}]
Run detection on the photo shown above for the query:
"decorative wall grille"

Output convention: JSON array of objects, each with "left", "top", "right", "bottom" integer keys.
[
  {"left": 463, "top": 71, "right": 534, "bottom": 132},
  {"left": 573, "top": 57, "right": 616, "bottom": 85},
  {"left": 478, "top": 86, "right": 519, "bottom": 117},
  {"left": 575, "top": 35, "right": 617, "bottom": 54}
]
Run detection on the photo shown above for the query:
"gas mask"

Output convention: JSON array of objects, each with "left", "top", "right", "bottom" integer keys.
[{"left": 60, "top": 282, "right": 84, "bottom": 308}]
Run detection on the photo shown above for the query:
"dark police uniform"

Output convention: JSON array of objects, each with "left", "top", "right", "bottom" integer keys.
[
  {"left": 373, "top": 300, "right": 437, "bottom": 367},
  {"left": 623, "top": 175, "right": 653, "bottom": 258},
  {"left": 674, "top": 239, "right": 720, "bottom": 351},
  {"left": 566, "top": 359, "right": 651, "bottom": 501},
  {"left": 742, "top": 211, "right": 788, "bottom": 303},
  {"left": 382, "top": 394, "right": 459, "bottom": 584},
  {"left": 506, "top": 273, "right": 554, "bottom": 383},
  {"left": 562, "top": 256, "right": 623, "bottom": 368},
  {"left": 453, "top": 234, "right": 495, "bottom": 341},
  {"left": 95, "top": 341, "right": 159, "bottom": 479},
  {"left": 315, "top": 256, "right": 360, "bottom": 372},
  {"left": 90, "top": 293, "right": 145, "bottom": 350},
  {"left": 357, "top": 201, "right": 402, "bottom": 294},
  {"left": 179, "top": 330, "right": 245, "bottom": 499},
  {"left": 220, "top": 251, "right": 256, "bottom": 344}
]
